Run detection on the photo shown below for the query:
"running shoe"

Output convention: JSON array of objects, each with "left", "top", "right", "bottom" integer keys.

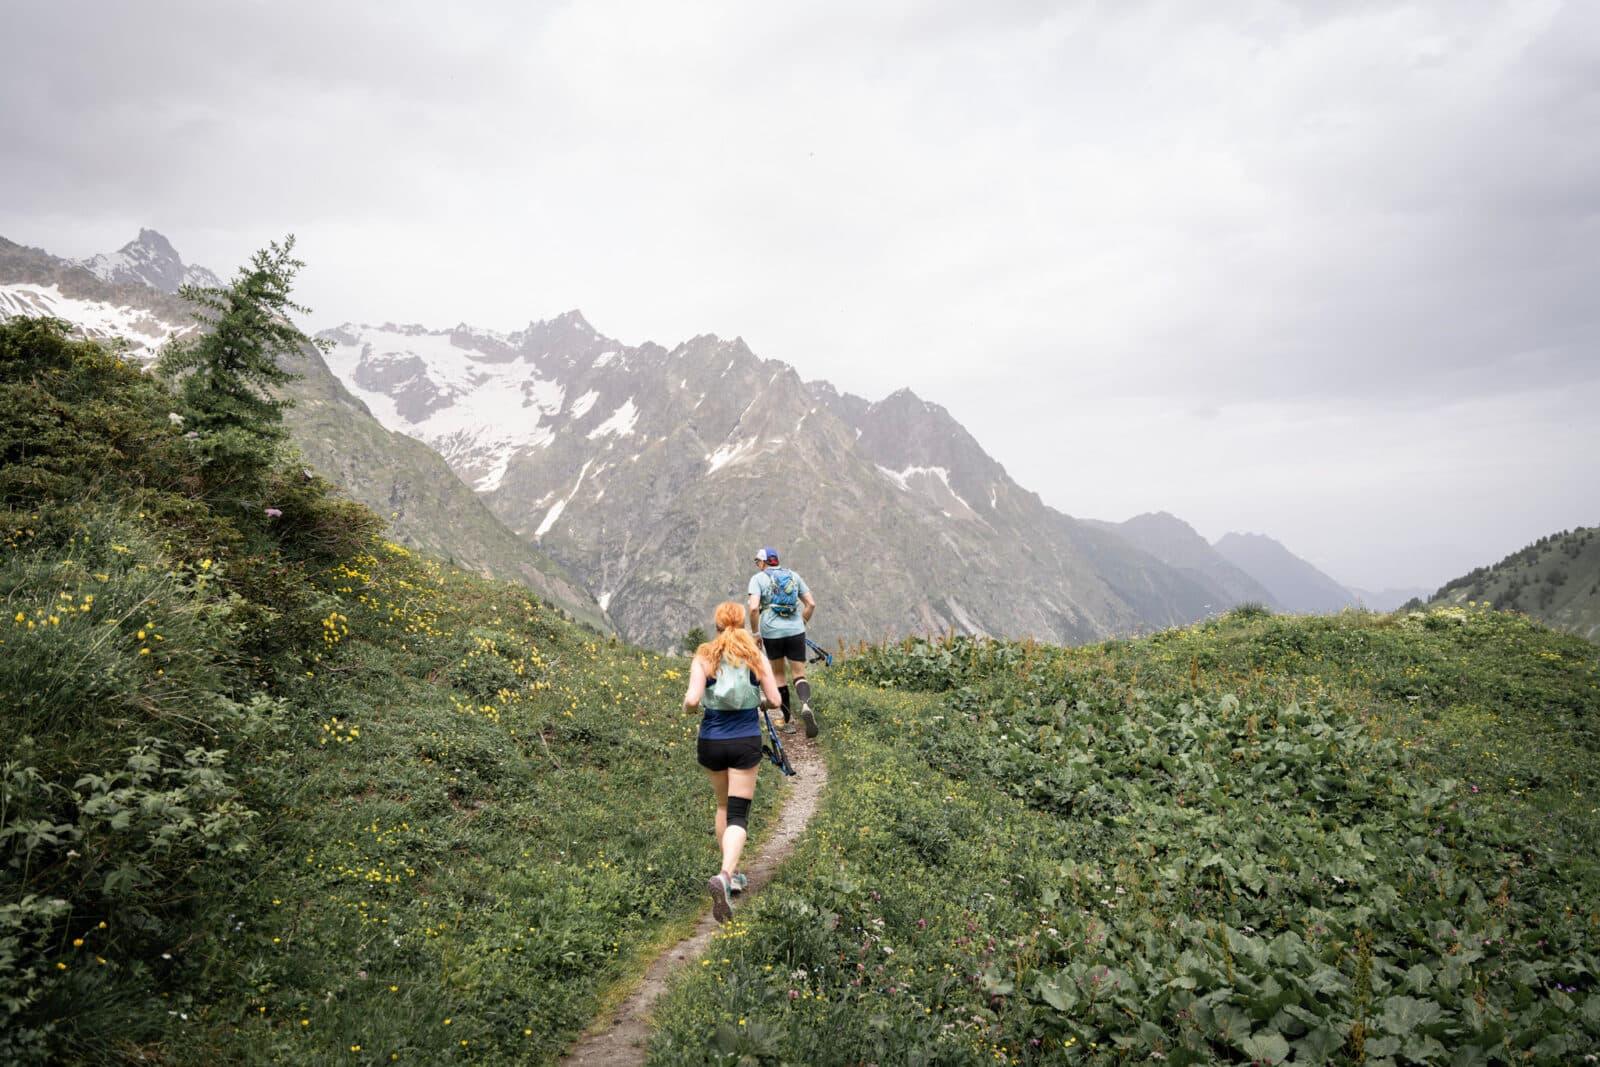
[
  {"left": 729, "top": 872, "right": 749, "bottom": 895},
  {"left": 708, "top": 873, "right": 733, "bottom": 923},
  {"left": 778, "top": 716, "right": 797, "bottom": 734},
  {"left": 800, "top": 702, "right": 818, "bottom": 738}
]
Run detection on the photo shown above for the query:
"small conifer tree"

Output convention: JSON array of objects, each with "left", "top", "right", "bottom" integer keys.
[
  {"left": 680, "top": 626, "right": 708, "bottom": 655},
  {"left": 159, "top": 236, "right": 324, "bottom": 509}
]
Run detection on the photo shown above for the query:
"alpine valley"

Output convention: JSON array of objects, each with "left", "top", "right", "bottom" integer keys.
[{"left": 4, "top": 230, "right": 1378, "bottom": 650}]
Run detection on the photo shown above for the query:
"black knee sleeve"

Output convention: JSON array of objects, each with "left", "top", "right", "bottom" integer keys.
[
  {"left": 778, "top": 685, "right": 790, "bottom": 716},
  {"left": 726, "top": 795, "right": 752, "bottom": 831},
  {"left": 795, "top": 678, "right": 811, "bottom": 703}
]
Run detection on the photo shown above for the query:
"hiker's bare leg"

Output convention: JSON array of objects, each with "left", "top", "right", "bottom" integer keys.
[
  {"left": 706, "top": 768, "right": 728, "bottom": 843},
  {"left": 720, "top": 766, "right": 758, "bottom": 877}
]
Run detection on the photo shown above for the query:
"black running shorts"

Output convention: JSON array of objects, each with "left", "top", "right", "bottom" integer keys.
[
  {"left": 761, "top": 632, "right": 807, "bottom": 663},
  {"left": 697, "top": 735, "right": 762, "bottom": 771}
]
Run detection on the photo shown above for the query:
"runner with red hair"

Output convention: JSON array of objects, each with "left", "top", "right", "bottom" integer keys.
[{"left": 683, "top": 601, "right": 781, "bottom": 922}]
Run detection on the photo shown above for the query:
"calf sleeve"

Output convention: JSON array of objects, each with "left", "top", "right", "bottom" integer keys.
[
  {"left": 726, "top": 795, "right": 752, "bottom": 831},
  {"left": 778, "top": 685, "right": 790, "bottom": 717},
  {"left": 794, "top": 678, "right": 811, "bottom": 704}
]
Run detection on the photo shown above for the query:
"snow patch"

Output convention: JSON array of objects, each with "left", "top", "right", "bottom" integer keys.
[
  {"left": 0, "top": 283, "right": 198, "bottom": 363},
  {"left": 569, "top": 389, "right": 600, "bottom": 419},
  {"left": 535, "top": 499, "right": 566, "bottom": 539},
  {"left": 587, "top": 398, "right": 638, "bottom": 439},
  {"left": 593, "top": 349, "right": 618, "bottom": 367},
  {"left": 707, "top": 437, "right": 759, "bottom": 474},
  {"left": 535, "top": 458, "right": 595, "bottom": 539},
  {"left": 319, "top": 324, "right": 567, "bottom": 483},
  {"left": 876, "top": 464, "right": 952, "bottom": 492}
]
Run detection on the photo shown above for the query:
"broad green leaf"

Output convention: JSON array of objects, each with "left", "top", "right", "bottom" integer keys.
[
  {"left": 1365, "top": 1034, "right": 1401, "bottom": 1057},
  {"left": 1294, "top": 1025, "right": 1346, "bottom": 1062},
  {"left": 1379, "top": 995, "right": 1442, "bottom": 1034},
  {"left": 1035, "top": 970, "right": 1077, "bottom": 1012},
  {"left": 1237, "top": 1030, "right": 1290, "bottom": 1063}
]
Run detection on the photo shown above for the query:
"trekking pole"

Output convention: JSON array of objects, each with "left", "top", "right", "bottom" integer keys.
[{"left": 760, "top": 707, "right": 797, "bottom": 776}]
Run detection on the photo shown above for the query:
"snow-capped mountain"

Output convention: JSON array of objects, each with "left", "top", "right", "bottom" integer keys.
[
  {"left": 75, "top": 228, "right": 222, "bottom": 294},
  {"left": 320, "top": 316, "right": 1235, "bottom": 649}
]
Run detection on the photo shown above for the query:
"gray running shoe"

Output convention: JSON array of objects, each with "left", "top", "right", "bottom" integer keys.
[
  {"left": 729, "top": 872, "right": 749, "bottom": 895},
  {"left": 708, "top": 873, "right": 733, "bottom": 923},
  {"left": 801, "top": 702, "right": 818, "bottom": 738},
  {"left": 778, "top": 717, "right": 797, "bottom": 734}
]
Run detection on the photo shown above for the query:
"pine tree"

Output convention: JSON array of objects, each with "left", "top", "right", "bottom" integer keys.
[{"left": 158, "top": 236, "right": 324, "bottom": 509}]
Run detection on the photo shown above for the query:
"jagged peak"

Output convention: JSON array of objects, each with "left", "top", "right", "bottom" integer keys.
[
  {"left": 126, "top": 227, "right": 178, "bottom": 254},
  {"left": 74, "top": 228, "right": 219, "bottom": 294},
  {"left": 550, "top": 309, "right": 594, "bottom": 332}
]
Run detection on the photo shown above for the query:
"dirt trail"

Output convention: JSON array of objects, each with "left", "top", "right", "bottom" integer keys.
[{"left": 561, "top": 734, "right": 828, "bottom": 1067}]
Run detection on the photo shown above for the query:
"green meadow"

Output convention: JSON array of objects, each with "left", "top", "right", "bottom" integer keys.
[
  {"left": 3, "top": 294, "right": 1598, "bottom": 1065},
  {"left": 650, "top": 612, "right": 1600, "bottom": 1065}
]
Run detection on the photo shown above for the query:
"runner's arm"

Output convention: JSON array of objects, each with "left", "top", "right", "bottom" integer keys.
[
  {"left": 800, "top": 592, "right": 816, "bottom": 626},
  {"left": 756, "top": 657, "right": 782, "bottom": 709},
  {"left": 682, "top": 656, "right": 708, "bottom": 712}
]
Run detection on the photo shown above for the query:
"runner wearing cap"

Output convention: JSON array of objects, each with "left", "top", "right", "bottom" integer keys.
[{"left": 746, "top": 547, "right": 819, "bottom": 737}]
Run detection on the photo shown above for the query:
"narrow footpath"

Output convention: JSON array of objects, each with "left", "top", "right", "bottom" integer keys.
[{"left": 561, "top": 733, "right": 828, "bottom": 1066}]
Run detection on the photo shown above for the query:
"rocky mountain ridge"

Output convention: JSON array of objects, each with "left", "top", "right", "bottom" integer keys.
[{"left": 320, "top": 315, "right": 1254, "bottom": 649}]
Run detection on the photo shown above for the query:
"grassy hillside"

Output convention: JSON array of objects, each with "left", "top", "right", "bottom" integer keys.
[
  {"left": 1431, "top": 527, "right": 1600, "bottom": 642},
  {"left": 650, "top": 607, "right": 1599, "bottom": 1064},
  {"left": 0, "top": 316, "right": 773, "bottom": 1064}
]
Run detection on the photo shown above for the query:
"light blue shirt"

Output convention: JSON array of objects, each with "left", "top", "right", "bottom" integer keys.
[{"left": 748, "top": 568, "right": 810, "bottom": 639}]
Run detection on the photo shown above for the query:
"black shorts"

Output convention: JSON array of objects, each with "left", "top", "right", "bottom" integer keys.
[
  {"left": 761, "top": 632, "right": 807, "bottom": 663},
  {"left": 697, "top": 735, "right": 762, "bottom": 772}
]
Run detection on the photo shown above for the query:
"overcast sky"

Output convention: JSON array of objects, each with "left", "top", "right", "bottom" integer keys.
[{"left": 6, "top": 0, "right": 1597, "bottom": 591}]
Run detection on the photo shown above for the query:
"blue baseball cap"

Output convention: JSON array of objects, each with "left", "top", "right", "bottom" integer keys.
[{"left": 753, "top": 546, "right": 778, "bottom": 563}]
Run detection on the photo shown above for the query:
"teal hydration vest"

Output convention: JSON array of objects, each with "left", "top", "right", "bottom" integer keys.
[
  {"left": 704, "top": 658, "right": 761, "bottom": 711},
  {"left": 701, "top": 657, "right": 762, "bottom": 740}
]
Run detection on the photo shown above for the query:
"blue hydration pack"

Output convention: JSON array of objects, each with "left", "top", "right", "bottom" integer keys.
[{"left": 766, "top": 568, "right": 801, "bottom": 619}]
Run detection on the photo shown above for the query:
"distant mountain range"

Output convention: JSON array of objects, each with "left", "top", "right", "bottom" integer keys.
[
  {"left": 318, "top": 315, "right": 1244, "bottom": 649},
  {"left": 1212, "top": 531, "right": 1358, "bottom": 614},
  {"left": 1430, "top": 527, "right": 1600, "bottom": 641},
  {"left": 4, "top": 229, "right": 1424, "bottom": 649}
]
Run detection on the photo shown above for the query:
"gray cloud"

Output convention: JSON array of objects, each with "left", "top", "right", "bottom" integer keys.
[{"left": 3, "top": 0, "right": 1596, "bottom": 590}]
